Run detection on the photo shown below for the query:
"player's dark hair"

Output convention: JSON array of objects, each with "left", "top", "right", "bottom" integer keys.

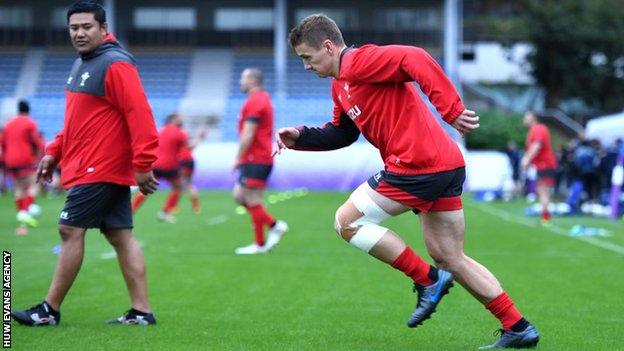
[
  {"left": 165, "top": 113, "right": 179, "bottom": 124},
  {"left": 289, "top": 14, "right": 345, "bottom": 49},
  {"left": 18, "top": 100, "right": 30, "bottom": 114},
  {"left": 67, "top": 0, "right": 106, "bottom": 25}
]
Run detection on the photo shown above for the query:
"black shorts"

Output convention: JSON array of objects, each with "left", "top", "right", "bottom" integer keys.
[
  {"left": 536, "top": 168, "right": 556, "bottom": 186},
  {"left": 154, "top": 168, "right": 180, "bottom": 181},
  {"left": 236, "top": 163, "right": 272, "bottom": 188},
  {"left": 368, "top": 167, "right": 465, "bottom": 214},
  {"left": 179, "top": 160, "right": 194, "bottom": 176},
  {"left": 59, "top": 183, "right": 133, "bottom": 233}
]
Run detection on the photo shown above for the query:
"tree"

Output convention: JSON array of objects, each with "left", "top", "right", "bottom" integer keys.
[{"left": 496, "top": 0, "right": 624, "bottom": 113}]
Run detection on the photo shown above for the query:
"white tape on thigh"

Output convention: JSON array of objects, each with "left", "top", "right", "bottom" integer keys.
[
  {"left": 349, "top": 187, "right": 391, "bottom": 226},
  {"left": 348, "top": 224, "right": 387, "bottom": 252}
]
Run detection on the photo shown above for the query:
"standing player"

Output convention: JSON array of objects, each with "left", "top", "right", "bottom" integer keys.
[
  {"left": 521, "top": 111, "right": 558, "bottom": 224},
  {"left": 276, "top": 14, "right": 539, "bottom": 349},
  {"left": 132, "top": 113, "right": 187, "bottom": 223},
  {"left": 2, "top": 100, "right": 42, "bottom": 234},
  {"left": 233, "top": 68, "right": 288, "bottom": 255},
  {"left": 12, "top": 0, "right": 159, "bottom": 326},
  {"left": 178, "top": 128, "right": 206, "bottom": 214}
]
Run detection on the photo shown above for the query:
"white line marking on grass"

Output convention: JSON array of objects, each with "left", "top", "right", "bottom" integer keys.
[
  {"left": 206, "top": 215, "right": 229, "bottom": 225},
  {"left": 474, "top": 203, "right": 624, "bottom": 256}
]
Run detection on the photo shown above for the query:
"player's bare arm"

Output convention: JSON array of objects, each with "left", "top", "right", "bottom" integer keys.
[
  {"left": 521, "top": 141, "right": 542, "bottom": 169},
  {"left": 234, "top": 121, "right": 259, "bottom": 167}
]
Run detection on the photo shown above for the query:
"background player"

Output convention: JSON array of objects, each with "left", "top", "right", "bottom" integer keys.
[
  {"left": 521, "top": 111, "right": 558, "bottom": 224},
  {"left": 132, "top": 112, "right": 187, "bottom": 223},
  {"left": 233, "top": 67, "right": 288, "bottom": 255},
  {"left": 2, "top": 100, "right": 43, "bottom": 234},
  {"left": 276, "top": 14, "right": 539, "bottom": 349}
]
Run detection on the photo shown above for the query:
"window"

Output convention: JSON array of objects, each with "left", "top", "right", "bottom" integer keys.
[
  {"left": 134, "top": 7, "right": 196, "bottom": 29},
  {"left": 214, "top": 8, "right": 273, "bottom": 30},
  {"left": 0, "top": 6, "right": 32, "bottom": 28},
  {"left": 375, "top": 8, "right": 441, "bottom": 30},
  {"left": 294, "top": 8, "right": 358, "bottom": 29}
]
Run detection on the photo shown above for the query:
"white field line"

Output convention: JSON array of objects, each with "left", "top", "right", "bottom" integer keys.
[{"left": 474, "top": 203, "right": 624, "bottom": 256}]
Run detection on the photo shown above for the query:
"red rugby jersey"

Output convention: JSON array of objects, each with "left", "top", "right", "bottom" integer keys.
[
  {"left": 2, "top": 114, "right": 41, "bottom": 168},
  {"left": 526, "top": 123, "right": 557, "bottom": 170},
  {"left": 329, "top": 44, "right": 465, "bottom": 175},
  {"left": 46, "top": 34, "right": 159, "bottom": 188},
  {"left": 154, "top": 124, "right": 188, "bottom": 170},
  {"left": 179, "top": 145, "right": 193, "bottom": 162},
  {"left": 238, "top": 90, "right": 274, "bottom": 165}
]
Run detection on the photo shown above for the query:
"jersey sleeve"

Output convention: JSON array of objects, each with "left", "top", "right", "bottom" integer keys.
[
  {"left": 241, "top": 97, "right": 263, "bottom": 123},
  {"left": 341, "top": 45, "right": 465, "bottom": 124},
  {"left": 293, "top": 88, "right": 360, "bottom": 151},
  {"left": 105, "top": 61, "right": 159, "bottom": 172},
  {"left": 46, "top": 129, "right": 64, "bottom": 160}
]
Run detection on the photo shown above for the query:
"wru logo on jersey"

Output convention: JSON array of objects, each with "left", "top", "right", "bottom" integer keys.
[
  {"left": 80, "top": 72, "right": 91, "bottom": 87},
  {"left": 347, "top": 105, "right": 361, "bottom": 120}
]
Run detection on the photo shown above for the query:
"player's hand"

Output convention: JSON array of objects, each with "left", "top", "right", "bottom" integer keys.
[
  {"left": 36, "top": 155, "right": 57, "bottom": 184},
  {"left": 273, "top": 127, "right": 300, "bottom": 156},
  {"left": 451, "top": 109, "right": 480, "bottom": 137},
  {"left": 136, "top": 171, "right": 159, "bottom": 195}
]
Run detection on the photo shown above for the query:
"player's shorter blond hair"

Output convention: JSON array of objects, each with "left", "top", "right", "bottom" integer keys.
[{"left": 288, "top": 14, "right": 345, "bottom": 49}]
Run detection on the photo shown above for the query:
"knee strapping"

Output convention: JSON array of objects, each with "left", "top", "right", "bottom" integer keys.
[{"left": 346, "top": 187, "right": 392, "bottom": 252}]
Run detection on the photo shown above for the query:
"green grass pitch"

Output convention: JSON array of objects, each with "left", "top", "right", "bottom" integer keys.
[{"left": 3, "top": 191, "right": 624, "bottom": 350}]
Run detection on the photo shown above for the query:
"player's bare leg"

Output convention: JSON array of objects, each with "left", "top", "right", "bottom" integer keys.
[
  {"left": 14, "top": 175, "right": 39, "bottom": 232},
  {"left": 233, "top": 184, "right": 287, "bottom": 254},
  {"left": 45, "top": 225, "right": 87, "bottom": 311},
  {"left": 158, "top": 178, "right": 182, "bottom": 223},
  {"left": 103, "top": 228, "right": 156, "bottom": 325},
  {"left": 10, "top": 225, "right": 83, "bottom": 326},
  {"left": 536, "top": 183, "right": 552, "bottom": 224},
  {"left": 103, "top": 228, "right": 151, "bottom": 313},
  {"left": 419, "top": 210, "right": 501, "bottom": 303},
  {"left": 334, "top": 182, "right": 453, "bottom": 327},
  {"left": 420, "top": 210, "right": 539, "bottom": 348}
]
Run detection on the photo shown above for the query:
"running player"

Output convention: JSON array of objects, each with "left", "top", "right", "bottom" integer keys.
[
  {"left": 132, "top": 113, "right": 187, "bottom": 223},
  {"left": 2, "top": 100, "right": 42, "bottom": 234},
  {"left": 233, "top": 68, "right": 288, "bottom": 255},
  {"left": 276, "top": 14, "right": 539, "bottom": 349}
]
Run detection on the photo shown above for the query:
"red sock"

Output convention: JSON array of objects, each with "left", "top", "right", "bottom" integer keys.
[
  {"left": 485, "top": 292, "right": 523, "bottom": 331},
  {"left": 246, "top": 206, "right": 266, "bottom": 245},
  {"left": 132, "top": 193, "right": 146, "bottom": 213},
  {"left": 15, "top": 198, "right": 24, "bottom": 211},
  {"left": 391, "top": 247, "right": 434, "bottom": 286},
  {"left": 190, "top": 194, "right": 200, "bottom": 211},
  {"left": 247, "top": 204, "right": 276, "bottom": 227},
  {"left": 163, "top": 190, "right": 180, "bottom": 213},
  {"left": 541, "top": 209, "right": 551, "bottom": 221},
  {"left": 23, "top": 195, "right": 34, "bottom": 210}
]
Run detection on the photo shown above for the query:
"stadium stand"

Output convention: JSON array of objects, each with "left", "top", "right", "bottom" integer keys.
[{"left": 0, "top": 52, "right": 24, "bottom": 98}]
